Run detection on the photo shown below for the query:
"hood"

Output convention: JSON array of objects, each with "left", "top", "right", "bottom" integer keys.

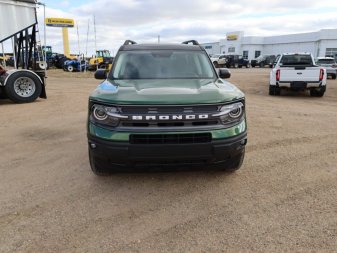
[{"left": 89, "top": 78, "right": 244, "bottom": 105}]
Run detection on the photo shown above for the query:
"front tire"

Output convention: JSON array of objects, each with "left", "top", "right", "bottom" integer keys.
[
  {"left": 67, "top": 65, "right": 74, "bottom": 72},
  {"left": 4, "top": 71, "right": 42, "bottom": 103},
  {"left": 226, "top": 149, "right": 245, "bottom": 172},
  {"left": 89, "top": 148, "right": 112, "bottom": 176}
]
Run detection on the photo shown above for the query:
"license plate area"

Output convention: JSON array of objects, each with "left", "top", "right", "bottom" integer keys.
[{"left": 291, "top": 81, "right": 307, "bottom": 89}]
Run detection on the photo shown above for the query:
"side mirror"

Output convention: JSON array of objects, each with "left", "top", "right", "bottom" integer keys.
[
  {"left": 219, "top": 68, "right": 231, "bottom": 79},
  {"left": 95, "top": 69, "right": 107, "bottom": 80}
]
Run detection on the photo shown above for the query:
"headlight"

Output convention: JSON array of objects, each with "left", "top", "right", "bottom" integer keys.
[
  {"left": 93, "top": 106, "right": 108, "bottom": 120},
  {"left": 91, "top": 104, "right": 126, "bottom": 127},
  {"left": 213, "top": 102, "right": 244, "bottom": 125}
]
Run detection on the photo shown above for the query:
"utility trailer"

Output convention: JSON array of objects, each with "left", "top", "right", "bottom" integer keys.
[{"left": 0, "top": 0, "right": 46, "bottom": 103}]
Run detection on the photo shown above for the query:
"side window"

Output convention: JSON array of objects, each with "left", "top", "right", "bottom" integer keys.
[
  {"left": 255, "top": 51, "right": 261, "bottom": 58},
  {"left": 325, "top": 48, "right": 337, "bottom": 57},
  {"left": 243, "top": 51, "right": 248, "bottom": 60},
  {"left": 228, "top": 47, "right": 235, "bottom": 53}
]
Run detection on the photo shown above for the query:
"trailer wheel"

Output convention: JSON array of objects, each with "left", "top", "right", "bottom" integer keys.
[{"left": 4, "top": 71, "right": 42, "bottom": 103}]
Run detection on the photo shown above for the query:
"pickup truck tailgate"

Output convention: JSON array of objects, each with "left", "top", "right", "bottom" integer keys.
[{"left": 279, "top": 67, "right": 321, "bottom": 82}]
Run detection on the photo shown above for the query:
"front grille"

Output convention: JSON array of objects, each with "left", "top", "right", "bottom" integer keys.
[
  {"left": 130, "top": 133, "right": 212, "bottom": 144},
  {"left": 115, "top": 104, "right": 223, "bottom": 129}
]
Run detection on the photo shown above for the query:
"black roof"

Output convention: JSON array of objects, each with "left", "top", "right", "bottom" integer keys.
[{"left": 120, "top": 43, "right": 203, "bottom": 51}]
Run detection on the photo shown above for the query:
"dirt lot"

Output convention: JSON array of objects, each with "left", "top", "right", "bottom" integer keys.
[{"left": 1, "top": 68, "right": 337, "bottom": 252}]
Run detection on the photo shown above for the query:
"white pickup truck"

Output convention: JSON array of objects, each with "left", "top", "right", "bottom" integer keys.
[{"left": 269, "top": 53, "right": 327, "bottom": 97}]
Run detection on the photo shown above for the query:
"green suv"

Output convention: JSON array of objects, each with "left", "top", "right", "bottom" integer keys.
[{"left": 87, "top": 40, "right": 247, "bottom": 174}]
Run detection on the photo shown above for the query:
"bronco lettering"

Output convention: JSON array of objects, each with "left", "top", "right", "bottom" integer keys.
[{"left": 131, "top": 114, "right": 210, "bottom": 121}]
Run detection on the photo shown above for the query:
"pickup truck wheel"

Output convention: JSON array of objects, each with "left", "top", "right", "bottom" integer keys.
[
  {"left": 269, "top": 85, "right": 280, "bottom": 95},
  {"left": 4, "top": 71, "right": 42, "bottom": 103},
  {"left": 310, "top": 87, "right": 325, "bottom": 97}
]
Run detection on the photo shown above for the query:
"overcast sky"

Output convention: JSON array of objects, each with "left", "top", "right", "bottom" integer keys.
[{"left": 34, "top": 0, "right": 337, "bottom": 56}]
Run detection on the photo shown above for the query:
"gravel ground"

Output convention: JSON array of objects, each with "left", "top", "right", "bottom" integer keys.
[{"left": 0, "top": 68, "right": 336, "bottom": 252}]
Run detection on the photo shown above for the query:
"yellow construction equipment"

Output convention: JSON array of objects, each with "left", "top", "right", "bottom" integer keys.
[{"left": 88, "top": 50, "right": 114, "bottom": 71}]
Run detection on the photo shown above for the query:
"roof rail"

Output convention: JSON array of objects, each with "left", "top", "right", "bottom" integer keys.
[
  {"left": 123, "top": 40, "right": 137, "bottom": 45},
  {"left": 182, "top": 40, "right": 200, "bottom": 46}
]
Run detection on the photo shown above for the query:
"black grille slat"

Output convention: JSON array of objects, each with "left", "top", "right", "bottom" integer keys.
[
  {"left": 122, "top": 120, "right": 219, "bottom": 128},
  {"left": 130, "top": 133, "right": 212, "bottom": 144}
]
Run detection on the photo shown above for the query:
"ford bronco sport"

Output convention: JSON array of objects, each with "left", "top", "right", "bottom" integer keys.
[{"left": 87, "top": 40, "right": 247, "bottom": 175}]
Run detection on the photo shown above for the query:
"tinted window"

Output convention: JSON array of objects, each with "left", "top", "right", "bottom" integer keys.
[
  {"left": 280, "top": 55, "right": 313, "bottom": 66},
  {"left": 316, "top": 59, "right": 335, "bottom": 64},
  {"left": 110, "top": 50, "right": 215, "bottom": 80},
  {"left": 255, "top": 51, "right": 261, "bottom": 58}
]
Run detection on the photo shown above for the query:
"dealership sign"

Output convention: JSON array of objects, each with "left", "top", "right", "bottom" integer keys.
[
  {"left": 45, "top": 18, "right": 74, "bottom": 28},
  {"left": 227, "top": 34, "right": 238, "bottom": 41}
]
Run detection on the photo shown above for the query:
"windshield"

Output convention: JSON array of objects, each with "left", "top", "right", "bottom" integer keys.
[
  {"left": 280, "top": 54, "right": 313, "bottom": 66},
  {"left": 316, "top": 59, "right": 335, "bottom": 64},
  {"left": 110, "top": 50, "right": 215, "bottom": 80}
]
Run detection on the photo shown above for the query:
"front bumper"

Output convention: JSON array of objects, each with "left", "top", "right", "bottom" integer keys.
[
  {"left": 88, "top": 132, "right": 247, "bottom": 170},
  {"left": 87, "top": 121, "right": 247, "bottom": 170}
]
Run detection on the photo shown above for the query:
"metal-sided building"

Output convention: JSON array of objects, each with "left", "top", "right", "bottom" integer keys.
[{"left": 202, "top": 29, "right": 337, "bottom": 60}]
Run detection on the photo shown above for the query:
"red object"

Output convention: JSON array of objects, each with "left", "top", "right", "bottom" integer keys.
[
  {"left": 0, "top": 65, "right": 6, "bottom": 75},
  {"left": 319, "top": 69, "right": 324, "bottom": 81},
  {"left": 276, "top": 69, "right": 280, "bottom": 81}
]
